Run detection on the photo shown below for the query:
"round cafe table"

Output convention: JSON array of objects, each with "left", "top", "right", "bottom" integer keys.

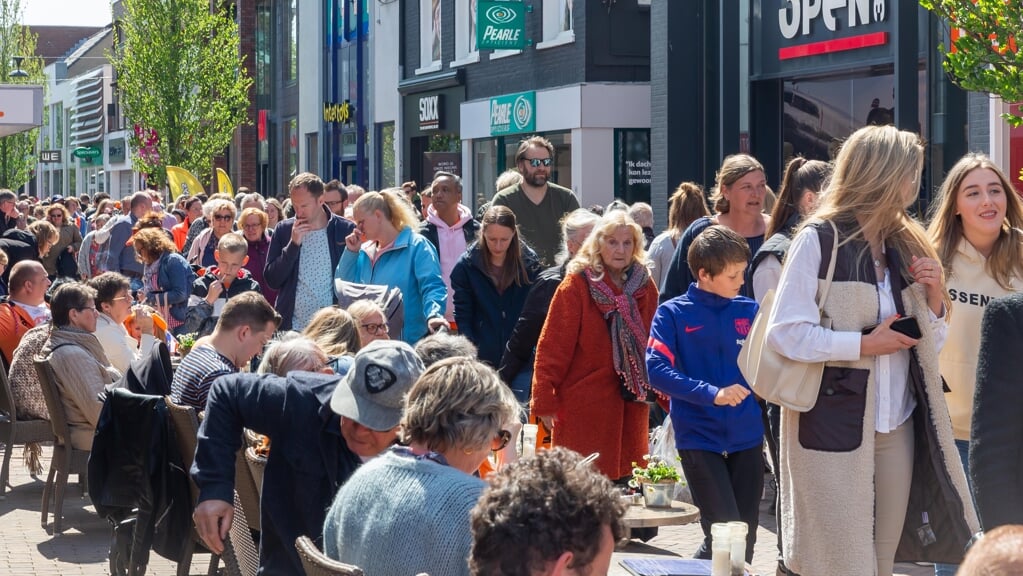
[{"left": 622, "top": 500, "right": 700, "bottom": 540}]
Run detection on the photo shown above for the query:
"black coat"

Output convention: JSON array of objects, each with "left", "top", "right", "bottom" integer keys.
[
  {"left": 0, "top": 228, "right": 39, "bottom": 284},
  {"left": 89, "top": 389, "right": 193, "bottom": 574},
  {"left": 498, "top": 263, "right": 566, "bottom": 384},
  {"left": 971, "top": 292, "right": 1023, "bottom": 530}
]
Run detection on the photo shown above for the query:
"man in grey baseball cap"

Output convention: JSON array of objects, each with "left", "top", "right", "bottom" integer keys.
[{"left": 191, "top": 339, "right": 424, "bottom": 575}]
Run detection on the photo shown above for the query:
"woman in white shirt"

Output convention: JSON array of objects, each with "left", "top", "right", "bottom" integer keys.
[
  {"left": 765, "top": 125, "right": 977, "bottom": 575},
  {"left": 89, "top": 272, "right": 159, "bottom": 374}
]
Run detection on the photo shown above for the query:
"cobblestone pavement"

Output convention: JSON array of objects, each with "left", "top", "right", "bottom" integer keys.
[{"left": 1, "top": 445, "right": 937, "bottom": 575}]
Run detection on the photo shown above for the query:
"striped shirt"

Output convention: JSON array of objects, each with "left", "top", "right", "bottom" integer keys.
[{"left": 170, "top": 344, "right": 237, "bottom": 410}]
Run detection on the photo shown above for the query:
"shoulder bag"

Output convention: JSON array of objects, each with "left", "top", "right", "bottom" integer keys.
[{"left": 737, "top": 220, "right": 838, "bottom": 412}]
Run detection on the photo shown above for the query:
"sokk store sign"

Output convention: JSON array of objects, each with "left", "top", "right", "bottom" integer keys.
[
  {"left": 489, "top": 91, "right": 535, "bottom": 136},
  {"left": 477, "top": 1, "right": 527, "bottom": 51}
]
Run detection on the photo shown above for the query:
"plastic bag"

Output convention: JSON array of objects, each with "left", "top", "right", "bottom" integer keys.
[{"left": 648, "top": 416, "right": 691, "bottom": 503}]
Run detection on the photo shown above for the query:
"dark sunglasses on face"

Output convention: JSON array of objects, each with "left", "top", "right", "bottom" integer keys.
[
  {"left": 525, "top": 158, "right": 552, "bottom": 168},
  {"left": 492, "top": 429, "right": 512, "bottom": 452},
  {"left": 213, "top": 214, "right": 234, "bottom": 221}
]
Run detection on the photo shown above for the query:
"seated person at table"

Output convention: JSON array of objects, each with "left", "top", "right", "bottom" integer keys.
[
  {"left": 183, "top": 232, "right": 260, "bottom": 337},
  {"left": 0, "top": 261, "right": 52, "bottom": 365},
  {"left": 322, "top": 356, "right": 519, "bottom": 576},
  {"left": 470, "top": 447, "right": 626, "bottom": 576},
  {"left": 169, "top": 292, "right": 280, "bottom": 410},
  {"left": 40, "top": 282, "right": 122, "bottom": 450},
  {"left": 192, "top": 340, "right": 424, "bottom": 575},
  {"left": 89, "top": 272, "right": 160, "bottom": 374},
  {"left": 302, "top": 307, "right": 361, "bottom": 375},
  {"left": 257, "top": 333, "right": 332, "bottom": 376}
]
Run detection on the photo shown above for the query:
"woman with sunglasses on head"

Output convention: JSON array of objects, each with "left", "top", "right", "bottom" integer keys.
[
  {"left": 323, "top": 356, "right": 519, "bottom": 576},
  {"left": 187, "top": 199, "right": 237, "bottom": 267},
  {"left": 39, "top": 203, "right": 83, "bottom": 279},
  {"left": 450, "top": 206, "right": 541, "bottom": 371},
  {"left": 926, "top": 153, "right": 1023, "bottom": 576}
]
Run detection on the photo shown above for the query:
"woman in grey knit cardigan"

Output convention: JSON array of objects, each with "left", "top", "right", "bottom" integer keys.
[{"left": 322, "top": 356, "right": 519, "bottom": 576}]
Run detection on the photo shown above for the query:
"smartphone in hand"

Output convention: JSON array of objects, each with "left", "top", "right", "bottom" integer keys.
[{"left": 861, "top": 316, "right": 921, "bottom": 339}]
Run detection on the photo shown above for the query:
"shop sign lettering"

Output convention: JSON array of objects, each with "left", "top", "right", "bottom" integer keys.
[
  {"left": 779, "top": 0, "right": 886, "bottom": 39},
  {"left": 323, "top": 100, "right": 353, "bottom": 124},
  {"left": 419, "top": 95, "right": 443, "bottom": 131},
  {"left": 490, "top": 91, "right": 535, "bottom": 136},
  {"left": 477, "top": 1, "right": 527, "bottom": 51}
]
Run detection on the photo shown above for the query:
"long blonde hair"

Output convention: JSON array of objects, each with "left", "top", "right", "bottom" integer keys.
[
  {"left": 811, "top": 125, "right": 937, "bottom": 283},
  {"left": 927, "top": 153, "right": 1023, "bottom": 290},
  {"left": 352, "top": 189, "right": 419, "bottom": 233},
  {"left": 567, "top": 211, "right": 647, "bottom": 281}
]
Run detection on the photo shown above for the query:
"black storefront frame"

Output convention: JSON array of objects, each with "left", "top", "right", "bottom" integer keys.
[{"left": 398, "top": 69, "right": 466, "bottom": 187}]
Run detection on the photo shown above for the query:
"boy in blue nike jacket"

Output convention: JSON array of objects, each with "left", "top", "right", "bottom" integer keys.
[{"left": 646, "top": 225, "right": 763, "bottom": 562}]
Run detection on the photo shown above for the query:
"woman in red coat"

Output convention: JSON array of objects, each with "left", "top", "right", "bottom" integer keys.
[{"left": 532, "top": 210, "right": 662, "bottom": 480}]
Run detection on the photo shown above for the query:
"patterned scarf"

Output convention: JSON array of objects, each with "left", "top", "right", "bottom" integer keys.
[{"left": 583, "top": 263, "right": 665, "bottom": 401}]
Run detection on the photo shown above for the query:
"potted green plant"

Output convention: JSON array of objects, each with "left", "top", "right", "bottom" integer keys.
[
  {"left": 176, "top": 332, "right": 197, "bottom": 357},
  {"left": 629, "top": 454, "right": 682, "bottom": 508}
]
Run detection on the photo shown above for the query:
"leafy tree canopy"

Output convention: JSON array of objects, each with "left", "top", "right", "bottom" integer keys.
[{"left": 0, "top": 0, "right": 44, "bottom": 190}]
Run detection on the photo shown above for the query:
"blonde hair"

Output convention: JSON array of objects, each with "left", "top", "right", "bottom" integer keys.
[
  {"left": 258, "top": 335, "right": 328, "bottom": 375},
  {"left": 667, "top": 182, "right": 711, "bottom": 241},
  {"left": 28, "top": 220, "right": 58, "bottom": 251},
  {"left": 555, "top": 208, "right": 601, "bottom": 265},
  {"left": 239, "top": 207, "right": 268, "bottom": 230},
  {"left": 216, "top": 232, "right": 248, "bottom": 256},
  {"left": 352, "top": 190, "right": 419, "bottom": 232},
  {"left": 347, "top": 299, "right": 386, "bottom": 324},
  {"left": 204, "top": 198, "right": 237, "bottom": 220},
  {"left": 927, "top": 153, "right": 1023, "bottom": 291},
  {"left": 303, "top": 307, "right": 362, "bottom": 357},
  {"left": 710, "top": 154, "right": 765, "bottom": 214},
  {"left": 812, "top": 125, "right": 937, "bottom": 283},
  {"left": 495, "top": 169, "right": 523, "bottom": 192},
  {"left": 567, "top": 211, "right": 647, "bottom": 280}
]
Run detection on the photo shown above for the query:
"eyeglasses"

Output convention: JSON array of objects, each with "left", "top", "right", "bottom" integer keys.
[
  {"left": 324, "top": 199, "right": 345, "bottom": 207},
  {"left": 524, "top": 157, "right": 552, "bottom": 168},
  {"left": 213, "top": 214, "right": 234, "bottom": 221},
  {"left": 75, "top": 306, "right": 100, "bottom": 314},
  {"left": 361, "top": 322, "right": 388, "bottom": 335},
  {"left": 242, "top": 222, "right": 264, "bottom": 230},
  {"left": 491, "top": 429, "right": 512, "bottom": 452},
  {"left": 48, "top": 213, "right": 63, "bottom": 219},
  {"left": 112, "top": 294, "right": 135, "bottom": 303}
]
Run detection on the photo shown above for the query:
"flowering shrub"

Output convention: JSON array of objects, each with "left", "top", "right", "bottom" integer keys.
[{"left": 629, "top": 454, "right": 682, "bottom": 488}]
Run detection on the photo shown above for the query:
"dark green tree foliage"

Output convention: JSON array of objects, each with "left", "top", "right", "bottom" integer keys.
[{"left": 0, "top": 0, "right": 44, "bottom": 190}]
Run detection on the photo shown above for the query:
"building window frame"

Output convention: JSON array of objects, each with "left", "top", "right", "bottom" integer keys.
[
  {"left": 537, "top": 0, "right": 574, "bottom": 51},
  {"left": 285, "top": 0, "right": 298, "bottom": 84},
  {"left": 451, "top": 0, "right": 479, "bottom": 67},
  {"left": 416, "top": 0, "right": 443, "bottom": 74}
]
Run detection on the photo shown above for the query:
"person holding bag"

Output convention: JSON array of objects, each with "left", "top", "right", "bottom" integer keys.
[
  {"left": 531, "top": 211, "right": 661, "bottom": 481},
  {"left": 765, "top": 125, "right": 977, "bottom": 576}
]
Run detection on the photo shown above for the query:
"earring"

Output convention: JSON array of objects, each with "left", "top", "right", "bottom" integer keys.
[{"left": 463, "top": 448, "right": 474, "bottom": 455}]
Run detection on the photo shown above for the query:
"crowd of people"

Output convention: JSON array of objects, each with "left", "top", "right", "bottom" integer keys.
[{"left": 5, "top": 126, "right": 1023, "bottom": 575}]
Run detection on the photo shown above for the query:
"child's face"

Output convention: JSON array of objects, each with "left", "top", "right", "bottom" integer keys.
[
  {"left": 215, "top": 250, "right": 248, "bottom": 282},
  {"left": 697, "top": 261, "right": 747, "bottom": 299}
]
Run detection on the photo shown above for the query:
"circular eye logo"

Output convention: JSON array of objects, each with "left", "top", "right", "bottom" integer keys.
[
  {"left": 512, "top": 95, "right": 533, "bottom": 130},
  {"left": 485, "top": 5, "right": 516, "bottom": 25}
]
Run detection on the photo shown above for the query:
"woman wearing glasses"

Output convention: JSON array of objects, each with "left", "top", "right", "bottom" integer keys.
[
  {"left": 39, "top": 203, "right": 83, "bottom": 279},
  {"left": 450, "top": 206, "right": 540, "bottom": 371},
  {"left": 532, "top": 211, "right": 660, "bottom": 481},
  {"left": 323, "top": 356, "right": 519, "bottom": 576},
  {"left": 347, "top": 299, "right": 390, "bottom": 347},
  {"left": 88, "top": 272, "right": 160, "bottom": 374},
  {"left": 238, "top": 207, "right": 277, "bottom": 305},
  {"left": 187, "top": 199, "right": 237, "bottom": 267}
]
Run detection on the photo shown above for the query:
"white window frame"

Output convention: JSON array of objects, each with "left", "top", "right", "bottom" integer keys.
[
  {"left": 417, "top": 0, "right": 443, "bottom": 74},
  {"left": 537, "top": 0, "right": 575, "bottom": 51},
  {"left": 451, "top": 0, "right": 480, "bottom": 67}
]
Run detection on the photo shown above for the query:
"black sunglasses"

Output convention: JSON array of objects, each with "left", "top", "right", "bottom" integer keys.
[
  {"left": 492, "top": 429, "right": 512, "bottom": 452},
  {"left": 524, "top": 158, "right": 552, "bottom": 168},
  {"left": 213, "top": 214, "right": 234, "bottom": 221}
]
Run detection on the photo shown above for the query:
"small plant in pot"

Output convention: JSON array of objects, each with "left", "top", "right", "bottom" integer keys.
[
  {"left": 176, "top": 332, "right": 197, "bottom": 357},
  {"left": 629, "top": 454, "right": 682, "bottom": 508}
]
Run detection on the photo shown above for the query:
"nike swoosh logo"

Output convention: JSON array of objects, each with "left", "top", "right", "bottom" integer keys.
[{"left": 685, "top": 326, "right": 703, "bottom": 333}]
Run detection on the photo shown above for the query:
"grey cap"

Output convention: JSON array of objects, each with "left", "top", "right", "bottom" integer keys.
[{"left": 330, "top": 339, "right": 425, "bottom": 431}]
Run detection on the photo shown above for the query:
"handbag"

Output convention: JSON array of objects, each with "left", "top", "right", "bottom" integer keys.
[{"left": 737, "top": 220, "right": 839, "bottom": 412}]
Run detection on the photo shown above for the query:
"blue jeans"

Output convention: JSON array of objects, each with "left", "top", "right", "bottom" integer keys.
[
  {"left": 934, "top": 439, "right": 971, "bottom": 576},
  {"left": 510, "top": 367, "right": 533, "bottom": 420}
]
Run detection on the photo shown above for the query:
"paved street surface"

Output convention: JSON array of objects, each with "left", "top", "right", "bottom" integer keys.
[{"left": 2, "top": 445, "right": 936, "bottom": 575}]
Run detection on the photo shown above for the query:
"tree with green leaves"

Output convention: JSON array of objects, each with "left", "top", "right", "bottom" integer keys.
[
  {"left": 112, "top": 0, "right": 252, "bottom": 187},
  {"left": 921, "top": 0, "right": 1023, "bottom": 126},
  {"left": 0, "top": 0, "right": 44, "bottom": 190}
]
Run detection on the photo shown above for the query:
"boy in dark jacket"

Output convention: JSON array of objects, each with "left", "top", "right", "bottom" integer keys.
[
  {"left": 184, "top": 232, "right": 260, "bottom": 337},
  {"left": 645, "top": 225, "right": 763, "bottom": 562}
]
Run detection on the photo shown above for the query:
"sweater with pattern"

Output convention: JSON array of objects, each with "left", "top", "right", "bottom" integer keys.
[{"left": 322, "top": 451, "right": 483, "bottom": 576}]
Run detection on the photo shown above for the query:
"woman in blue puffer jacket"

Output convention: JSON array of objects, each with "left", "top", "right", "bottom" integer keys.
[
  {"left": 335, "top": 190, "right": 448, "bottom": 343},
  {"left": 450, "top": 205, "right": 541, "bottom": 371}
]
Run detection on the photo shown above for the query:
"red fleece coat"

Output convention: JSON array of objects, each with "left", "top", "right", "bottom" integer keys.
[{"left": 531, "top": 270, "right": 658, "bottom": 479}]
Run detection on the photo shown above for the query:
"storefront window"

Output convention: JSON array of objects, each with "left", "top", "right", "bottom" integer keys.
[
  {"left": 503, "top": 131, "right": 572, "bottom": 190},
  {"left": 378, "top": 123, "right": 396, "bottom": 189},
  {"left": 615, "top": 129, "right": 651, "bottom": 205},
  {"left": 286, "top": 117, "right": 298, "bottom": 178},
  {"left": 256, "top": 0, "right": 272, "bottom": 98},
  {"left": 306, "top": 133, "right": 319, "bottom": 174},
  {"left": 286, "top": 0, "right": 297, "bottom": 83},
  {"left": 782, "top": 66, "right": 926, "bottom": 164},
  {"left": 474, "top": 138, "right": 499, "bottom": 207}
]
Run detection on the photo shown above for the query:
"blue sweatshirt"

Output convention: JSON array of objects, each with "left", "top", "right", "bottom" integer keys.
[{"left": 646, "top": 283, "right": 763, "bottom": 455}]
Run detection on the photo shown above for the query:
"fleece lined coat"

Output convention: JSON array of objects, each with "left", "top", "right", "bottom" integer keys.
[
  {"left": 531, "top": 270, "right": 657, "bottom": 479},
  {"left": 769, "top": 221, "right": 978, "bottom": 575}
]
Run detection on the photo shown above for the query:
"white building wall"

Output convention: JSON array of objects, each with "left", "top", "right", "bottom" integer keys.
[{"left": 297, "top": 0, "right": 322, "bottom": 173}]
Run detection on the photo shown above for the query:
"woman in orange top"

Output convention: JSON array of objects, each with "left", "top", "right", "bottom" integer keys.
[
  {"left": 172, "top": 197, "right": 203, "bottom": 251},
  {"left": 531, "top": 210, "right": 661, "bottom": 480}
]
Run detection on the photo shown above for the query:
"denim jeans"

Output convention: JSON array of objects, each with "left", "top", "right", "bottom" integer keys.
[
  {"left": 510, "top": 367, "right": 533, "bottom": 421},
  {"left": 934, "top": 439, "right": 971, "bottom": 576}
]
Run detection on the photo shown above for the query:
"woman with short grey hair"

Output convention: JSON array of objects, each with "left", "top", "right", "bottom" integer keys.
[
  {"left": 323, "top": 357, "right": 519, "bottom": 576},
  {"left": 257, "top": 335, "right": 329, "bottom": 376}
]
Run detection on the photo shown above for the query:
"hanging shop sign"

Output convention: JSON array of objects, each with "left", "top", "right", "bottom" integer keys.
[
  {"left": 477, "top": 1, "right": 527, "bottom": 51},
  {"left": 39, "top": 150, "right": 62, "bottom": 164},
  {"left": 323, "top": 100, "right": 354, "bottom": 124},
  {"left": 108, "top": 137, "right": 126, "bottom": 164},
  {"left": 419, "top": 94, "right": 444, "bottom": 131},
  {"left": 489, "top": 91, "right": 535, "bottom": 136}
]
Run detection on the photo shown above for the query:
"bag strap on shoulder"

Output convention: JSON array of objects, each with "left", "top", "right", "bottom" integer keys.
[{"left": 816, "top": 220, "right": 840, "bottom": 314}]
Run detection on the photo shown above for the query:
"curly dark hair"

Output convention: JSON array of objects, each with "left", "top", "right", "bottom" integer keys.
[{"left": 470, "top": 447, "right": 626, "bottom": 576}]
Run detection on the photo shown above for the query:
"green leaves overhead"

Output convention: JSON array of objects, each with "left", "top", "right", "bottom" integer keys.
[{"left": 0, "top": 0, "right": 44, "bottom": 190}]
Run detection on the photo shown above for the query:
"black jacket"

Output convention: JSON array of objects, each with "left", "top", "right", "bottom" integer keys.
[
  {"left": 972, "top": 292, "right": 1023, "bottom": 531},
  {"left": 0, "top": 228, "right": 39, "bottom": 284},
  {"left": 121, "top": 342, "right": 174, "bottom": 397},
  {"left": 498, "top": 263, "right": 566, "bottom": 384},
  {"left": 89, "top": 389, "right": 192, "bottom": 575},
  {"left": 182, "top": 267, "right": 262, "bottom": 336}
]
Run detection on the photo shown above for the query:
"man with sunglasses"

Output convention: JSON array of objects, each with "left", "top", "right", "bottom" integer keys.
[{"left": 492, "top": 136, "right": 580, "bottom": 267}]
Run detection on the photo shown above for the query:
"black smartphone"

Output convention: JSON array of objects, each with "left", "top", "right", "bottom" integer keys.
[{"left": 861, "top": 316, "right": 921, "bottom": 339}]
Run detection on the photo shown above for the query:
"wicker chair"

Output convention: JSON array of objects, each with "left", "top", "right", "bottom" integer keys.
[
  {"left": 164, "top": 397, "right": 220, "bottom": 576},
  {"left": 295, "top": 536, "right": 365, "bottom": 576},
  {"left": 234, "top": 448, "right": 261, "bottom": 533},
  {"left": 33, "top": 357, "right": 89, "bottom": 533},
  {"left": 244, "top": 447, "right": 266, "bottom": 499},
  {"left": 0, "top": 359, "right": 52, "bottom": 498}
]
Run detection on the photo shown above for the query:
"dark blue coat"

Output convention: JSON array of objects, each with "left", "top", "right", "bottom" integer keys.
[
  {"left": 646, "top": 283, "right": 763, "bottom": 455},
  {"left": 450, "top": 243, "right": 541, "bottom": 368},
  {"left": 263, "top": 206, "right": 355, "bottom": 331},
  {"left": 192, "top": 371, "right": 361, "bottom": 576}
]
